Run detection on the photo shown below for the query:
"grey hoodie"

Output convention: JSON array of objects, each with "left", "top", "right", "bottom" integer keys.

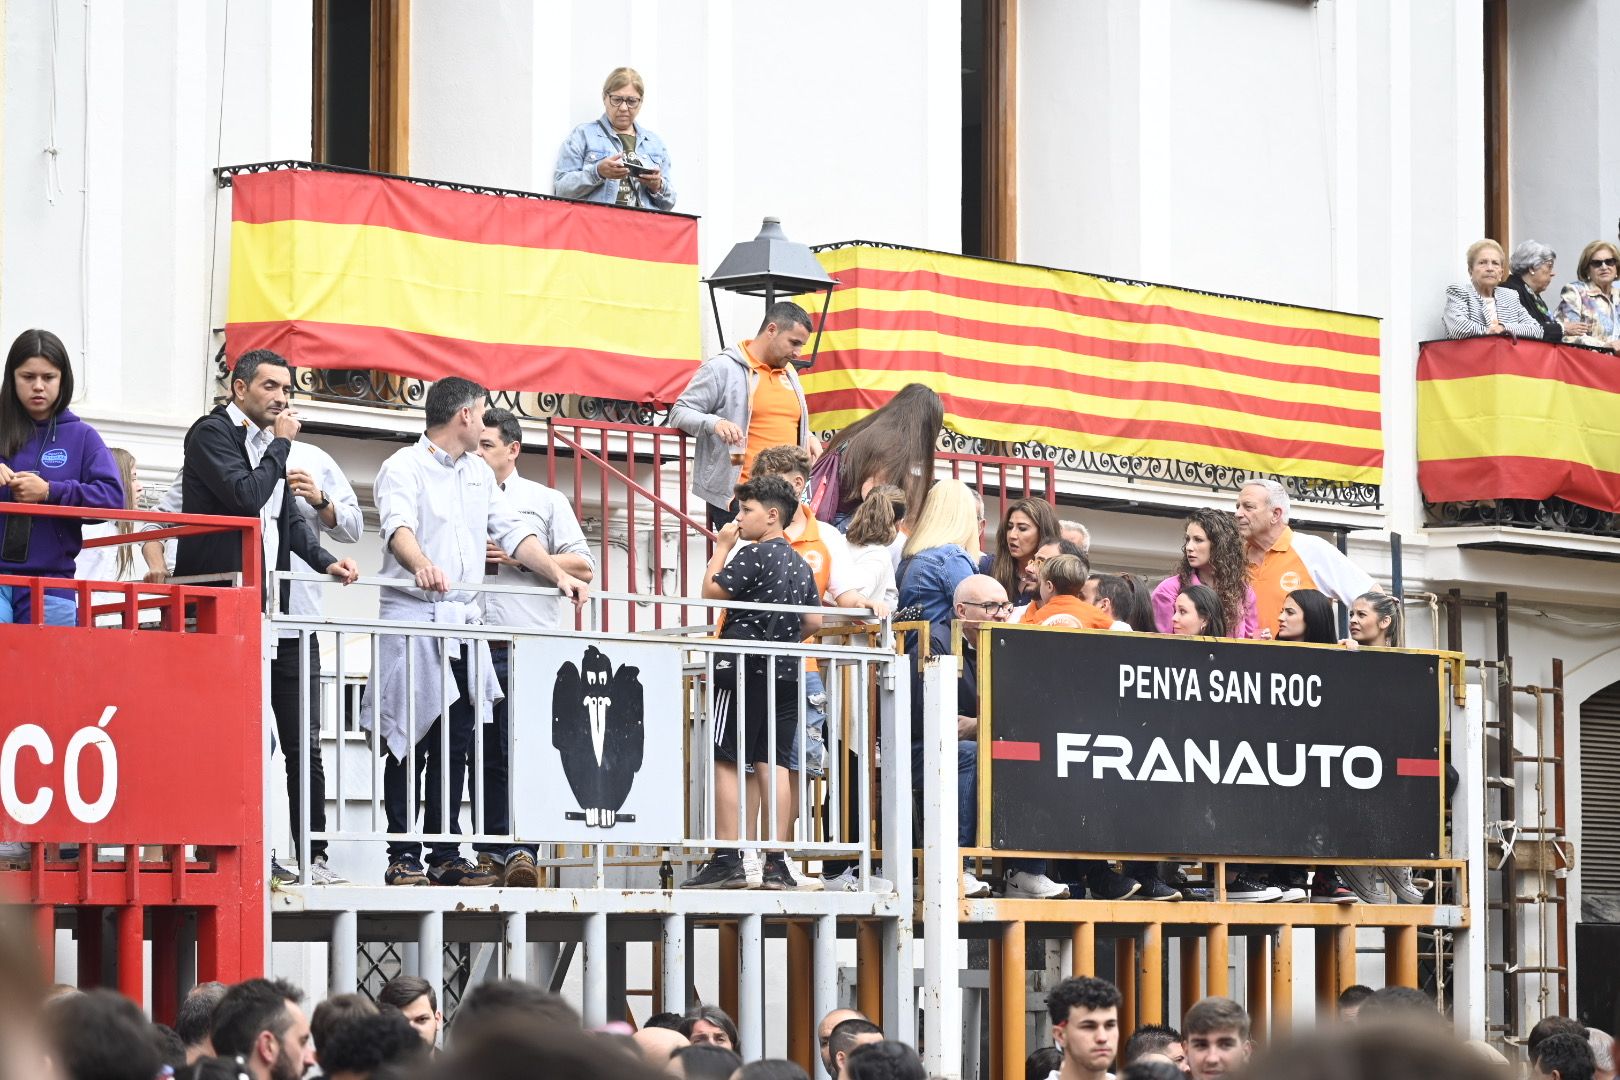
[{"left": 668, "top": 344, "right": 811, "bottom": 509}]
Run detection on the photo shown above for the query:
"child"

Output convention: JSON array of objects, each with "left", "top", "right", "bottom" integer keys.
[
  {"left": 682, "top": 474, "right": 822, "bottom": 890},
  {"left": 1020, "top": 554, "right": 1112, "bottom": 629}
]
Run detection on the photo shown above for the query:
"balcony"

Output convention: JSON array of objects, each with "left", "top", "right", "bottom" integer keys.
[{"left": 1418, "top": 336, "right": 1620, "bottom": 557}]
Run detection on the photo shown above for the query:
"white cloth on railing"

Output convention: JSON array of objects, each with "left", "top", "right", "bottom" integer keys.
[{"left": 359, "top": 594, "right": 503, "bottom": 760}]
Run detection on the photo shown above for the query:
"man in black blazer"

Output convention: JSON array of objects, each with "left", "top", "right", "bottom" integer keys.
[{"left": 177, "top": 348, "right": 359, "bottom": 884}]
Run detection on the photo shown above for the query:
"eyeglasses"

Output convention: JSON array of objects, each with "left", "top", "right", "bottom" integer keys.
[
  {"left": 608, "top": 95, "right": 642, "bottom": 109},
  {"left": 964, "top": 600, "right": 1014, "bottom": 615},
  {"left": 1592, "top": 258, "right": 1618, "bottom": 269}
]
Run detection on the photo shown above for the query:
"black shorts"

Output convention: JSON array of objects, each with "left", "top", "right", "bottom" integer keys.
[{"left": 711, "top": 653, "right": 803, "bottom": 768}]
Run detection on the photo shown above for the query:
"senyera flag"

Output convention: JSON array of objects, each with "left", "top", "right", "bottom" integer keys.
[
  {"left": 225, "top": 166, "right": 701, "bottom": 404},
  {"left": 799, "top": 243, "right": 1383, "bottom": 486},
  {"left": 1418, "top": 335, "right": 1620, "bottom": 512}
]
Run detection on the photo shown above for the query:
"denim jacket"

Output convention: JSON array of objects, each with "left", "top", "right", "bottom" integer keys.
[{"left": 553, "top": 115, "right": 677, "bottom": 211}]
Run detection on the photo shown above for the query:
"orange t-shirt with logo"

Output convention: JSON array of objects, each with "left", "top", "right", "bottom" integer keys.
[
  {"left": 1019, "top": 594, "right": 1113, "bottom": 630},
  {"left": 1248, "top": 526, "right": 1319, "bottom": 638},
  {"left": 788, "top": 511, "right": 836, "bottom": 672},
  {"left": 737, "top": 340, "right": 801, "bottom": 484}
]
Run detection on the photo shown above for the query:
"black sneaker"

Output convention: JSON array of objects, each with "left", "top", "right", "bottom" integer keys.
[
  {"left": 1133, "top": 873, "right": 1182, "bottom": 901},
  {"left": 1310, "top": 869, "right": 1359, "bottom": 904},
  {"left": 385, "top": 856, "right": 430, "bottom": 887},
  {"left": 270, "top": 854, "right": 297, "bottom": 886},
  {"left": 1227, "top": 874, "right": 1283, "bottom": 902},
  {"left": 1086, "top": 868, "right": 1142, "bottom": 901},
  {"left": 428, "top": 856, "right": 499, "bottom": 887},
  {"left": 760, "top": 857, "right": 795, "bottom": 891},
  {"left": 680, "top": 855, "right": 751, "bottom": 890}
]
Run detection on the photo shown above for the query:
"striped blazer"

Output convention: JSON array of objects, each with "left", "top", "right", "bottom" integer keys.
[{"left": 1442, "top": 283, "right": 1544, "bottom": 340}]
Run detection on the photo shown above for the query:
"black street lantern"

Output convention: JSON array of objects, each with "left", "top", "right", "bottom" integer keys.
[{"left": 704, "top": 217, "right": 838, "bottom": 369}]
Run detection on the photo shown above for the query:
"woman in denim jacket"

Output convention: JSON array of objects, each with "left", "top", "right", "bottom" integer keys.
[{"left": 553, "top": 67, "right": 677, "bottom": 212}]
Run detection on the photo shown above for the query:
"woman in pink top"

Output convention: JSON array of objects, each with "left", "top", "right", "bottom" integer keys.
[{"left": 1151, "top": 508, "right": 1258, "bottom": 638}]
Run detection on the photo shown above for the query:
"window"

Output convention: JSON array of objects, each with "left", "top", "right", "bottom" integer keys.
[{"left": 961, "top": 0, "right": 1017, "bottom": 259}]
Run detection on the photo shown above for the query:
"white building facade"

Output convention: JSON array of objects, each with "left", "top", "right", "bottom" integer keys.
[{"left": 5, "top": 0, "right": 1619, "bottom": 1045}]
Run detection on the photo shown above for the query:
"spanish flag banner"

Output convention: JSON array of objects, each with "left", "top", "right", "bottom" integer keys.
[
  {"left": 799, "top": 244, "right": 1383, "bottom": 485},
  {"left": 226, "top": 167, "right": 702, "bottom": 404},
  {"left": 1418, "top": 336, "right": 1620, "bottom": 512}
]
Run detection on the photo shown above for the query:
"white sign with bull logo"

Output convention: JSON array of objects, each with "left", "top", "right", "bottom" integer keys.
[{"left": 509, "top": 636, "right": 684, "bottom": 845}]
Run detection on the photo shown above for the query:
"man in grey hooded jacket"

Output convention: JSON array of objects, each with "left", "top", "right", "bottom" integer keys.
[{"left": 669, "top": 301, "right": 821, "bottom": 529}]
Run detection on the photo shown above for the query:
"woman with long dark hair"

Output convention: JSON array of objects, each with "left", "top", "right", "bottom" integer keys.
[
  {"left": 1273, "top": 588, "right": 1337, "bottom": 644},
  {"left": 985, "top": 497, "right": 1059, "bottom": 606},
  {"left": 0, "top": 328, "right": 122, "bottom": 626},
  {"left": 1168, "top": 583, "right": 1227, "bottom": 637},
  {"left": 1345, "top": 591, "right": 1401, "bottom": 649},
  {"left": 1151, "top": 509, "right": 1257, "bottom": 638},
  {"left": 812, "top": 383, "right": 943, "bottom": 528}
]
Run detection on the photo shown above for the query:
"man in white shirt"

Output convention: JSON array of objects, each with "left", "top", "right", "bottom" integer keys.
[
  {"left": 469, "top": 407, "right": 596, "bottom": 887},
  {"left": 142, "top": 439, "right": 364, "bottom": 885},
  {"left": 360, "top": 378, "right": 589, "bottom": 888}
]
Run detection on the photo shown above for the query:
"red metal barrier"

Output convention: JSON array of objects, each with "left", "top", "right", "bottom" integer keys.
[
  {"left": 539, "top": 418, "right": 1058, "bottom": 631},
  {"left": 0, "top": 505, "right": 264, "bottom": 1021}
]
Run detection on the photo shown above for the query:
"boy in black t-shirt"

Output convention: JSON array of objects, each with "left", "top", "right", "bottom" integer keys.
[{"left": 682, "top": 474, "right": 822, "bottom": 890}]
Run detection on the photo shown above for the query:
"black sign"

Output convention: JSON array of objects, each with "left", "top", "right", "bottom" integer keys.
[{"left": 986, "top": 628, "right": 1445, "bottom": 860}]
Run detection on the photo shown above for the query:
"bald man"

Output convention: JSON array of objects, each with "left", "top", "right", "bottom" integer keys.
[
  {"left": 635, "top": 1025, "right": 689, "bottom": 1072},
  {"left": 819, "top": 1008, "right": 867, "bottom": 1077}
]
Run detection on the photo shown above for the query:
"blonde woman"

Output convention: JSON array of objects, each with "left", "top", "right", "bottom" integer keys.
[
  {"left": 553, "top": 66, "right": 676, "bottom": 211},
  {"left": 1442, "top": 239, "right": 1543, "bottom": 339},
  {"left": 1555, "top": 240, "right": 1620, "bottom": 351},
  {"left": 898, "top": 479, "right": 983, "bottom": 630}
]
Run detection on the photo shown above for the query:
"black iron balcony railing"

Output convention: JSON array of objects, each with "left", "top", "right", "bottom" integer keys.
[{"left": 216, "top": 358, "right": 1381, "bottom": 510}]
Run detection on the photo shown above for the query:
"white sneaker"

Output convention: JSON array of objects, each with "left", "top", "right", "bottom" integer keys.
[
  {"left": 824, "top": 867, "right": 860, "bottom": 892},
  {"left": 785, "top": 863, "right": 824, "bottom": 891},
  {"left": 1337, "top": 865, "right": 1390, "bottom": 904},
  {"left": 962, "top": 871, "right": 993, "bottom": 898},
  {"left": 741, "top": 851, "right": 763, "bottom": 888},
  {"left": 1377, "top": 865, "right": 1425, "bottom": 904},
  {"left": 308, "top": 857, "right": 349, "bottom": 886},
  {"left": 1004, "top": 869, "right": 1071, "bottom": 899}
]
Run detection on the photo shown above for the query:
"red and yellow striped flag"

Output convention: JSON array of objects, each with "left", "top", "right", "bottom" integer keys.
[
  {"left": 1418, "top": 335, "right": 1620, "bottom": 512},
  {"left": 800, "top": 244, "right": 1383, "bottom": 484},
  {"left": 226, "top": 168, "right": 701, "bottom": 403}
]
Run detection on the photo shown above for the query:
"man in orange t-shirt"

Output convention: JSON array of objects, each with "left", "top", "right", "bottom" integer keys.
[{"left": 669, "top": 302, "right": 820, "bottom": 530}]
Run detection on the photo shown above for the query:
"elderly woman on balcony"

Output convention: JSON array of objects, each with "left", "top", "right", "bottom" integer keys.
[
  {"left": 1443, "top": 239, "right": 1544, "bottom": 339},
  {"left": 1554, "top": 240, "right": 1620, "bottom": 351},
  {"left": 1503, "top": 240, "right": 1592, "bottom": 343}
]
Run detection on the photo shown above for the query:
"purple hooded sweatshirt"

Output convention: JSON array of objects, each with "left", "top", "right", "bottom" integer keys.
[{"left": 0, "top": 409, "right": 124, "bottom": 584}]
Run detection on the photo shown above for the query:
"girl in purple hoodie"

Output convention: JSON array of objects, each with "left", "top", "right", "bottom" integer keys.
[{"left": 0, "top": 328, "right": 123, "bottom": 625}]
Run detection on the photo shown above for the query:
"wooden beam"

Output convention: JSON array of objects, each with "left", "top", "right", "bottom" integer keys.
[
  {"left": 1180, "top": 935, "right": 1204, "bottom": 1017},
  {"left": 719, "top": 922, "right": 740, "bottom": 1023},
  {"left": 857, "top": 920, "right": 884, "bottom": 1026},
  {"left": 1116, "top": 936, "right": 1138, "bottom": 1044},
  {"left": 1246, "top": 934, "right": 1269, "bottom": 1044},
  {"left": 787, "top": 921, "right": 814, "bottom": 1074},
  {"left": 998, "top": 922, "right": 1027, "bottom": 1080},
  {"left": 1139, "top": 924, "right": 1164, "bottom": 1027},
  {"left": 1205, "top": 925, "right": 1229, "bottom": 998},
  {"left": 1314, "top": 928, "right": 1337, "bottom": 1021},
  {"left": 1334, "top": 925, "right": 1358, "bottom": 999},
  {"left": 1271, "top": 929, "right": 1294, "bottom": 1038},
  {"left": 1385, "top": 925, "right": 1419, "bottom": 989},
  {"left": 1071, "top": 922, "right": 1096, "bottom": 978},
  {"left": 982, "top": 0, "right": 1018, "bottom": 259}
]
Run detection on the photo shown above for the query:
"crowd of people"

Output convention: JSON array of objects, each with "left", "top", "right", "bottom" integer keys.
[
  {"left": 0, "top": 293, "right": 1410, "bottom": 901},
  {"left": 0, "top": 894, "right": 1604, "bottom": 1080},
  {"left": 1445, "top": 235, "right": 1620, "bottom": 349}
]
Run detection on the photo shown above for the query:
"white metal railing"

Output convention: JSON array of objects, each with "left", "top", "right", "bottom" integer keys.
[{"left": 268, "top": 573, "right": 907, "bottom": 892}]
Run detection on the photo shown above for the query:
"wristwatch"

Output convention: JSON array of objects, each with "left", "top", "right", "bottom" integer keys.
[{"left": 312, "top": 493, "right": 331, "bottom": 510}]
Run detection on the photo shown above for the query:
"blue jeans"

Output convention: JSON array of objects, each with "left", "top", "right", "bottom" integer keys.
[
  {"left": 787, "top": 670, "right": 827, "bottom": 777},
  {"left": 0, "top": 585, "right": 77, "bottom": 626},
  {"left": 912, "top": 739, "right": 978, "bottom": 848},
  {"left": 473, "top": 644, "right": 536, "bottom": 862}
]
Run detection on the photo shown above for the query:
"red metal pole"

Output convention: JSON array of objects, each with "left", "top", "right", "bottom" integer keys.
[
  {"left": 151, "top": 909, "right": 181, "bottom": 1025},
  {"left": 117, "top": 905, "right": 145, "bottom": 1007},
  {"left": 77, "top": 907, "right": 103, "bottom": 988}
]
